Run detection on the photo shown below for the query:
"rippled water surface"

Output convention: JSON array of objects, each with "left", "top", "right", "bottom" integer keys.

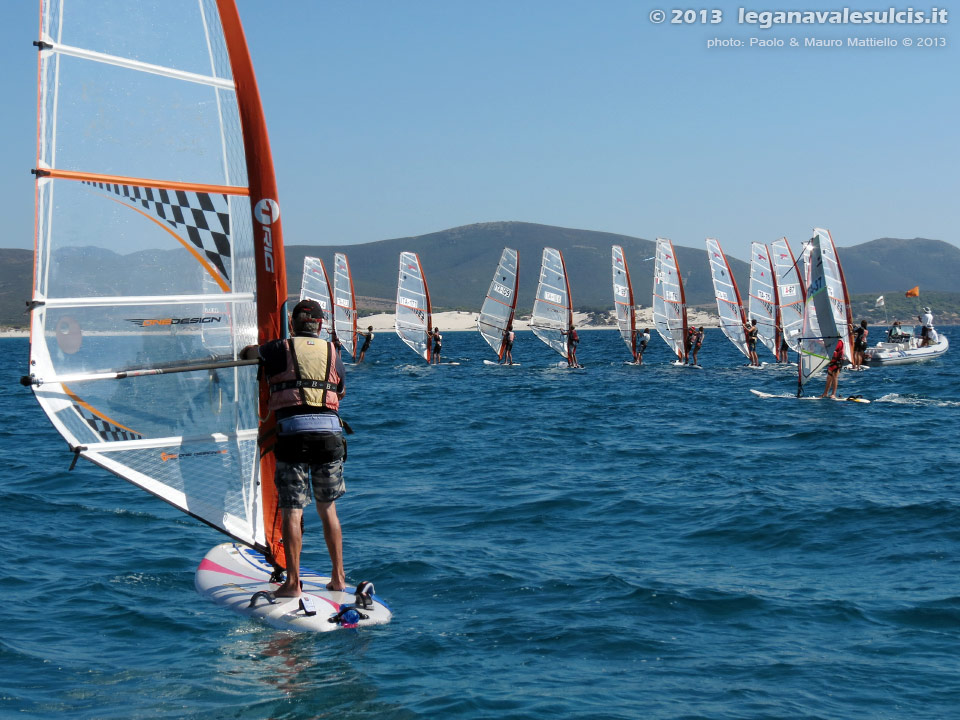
[{"left": 2, "top": 330, "right": 959, "bottom": 719}]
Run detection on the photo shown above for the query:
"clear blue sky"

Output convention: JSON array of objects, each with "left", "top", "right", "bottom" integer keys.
[{"left": 2, "top": 1, "right": 957, "bottom": 263}]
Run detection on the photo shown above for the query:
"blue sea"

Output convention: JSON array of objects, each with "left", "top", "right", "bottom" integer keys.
[{"left": 3, "top": 329, "right": 959, "bottom": 719}]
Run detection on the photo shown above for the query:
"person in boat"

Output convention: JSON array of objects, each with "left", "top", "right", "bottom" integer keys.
[
  {"left": 887, "top": 320, "right": 906, "bottom": 343},
  {"left": 852, "top": 320, "right": 868, "bottom": 369},
  {"left": 743, "top": 319, "right": 760, "bottom": 366},
  {"left": 563, "top": 325, "right": 580, "bottom": 367},
  {"left": 690, "top": 326, "right": 704, "bottom": 366},
  {"left": 240, "top": 299, "right": 347, "bottom": 596},
  {"left": 358, "top": 325, "right": 374, "bottom": 363},
  {"left": 821, "top": 337, "right": 844, "bottom": 398},
  {"left": 431, "top": 326, "right": 443, "bottom": 363},
  {"left": 501, "top": 323, "right": 515, "bottom": 365},
  {"left": 918, "top": 307, "right": 934, "bottom": 347}
]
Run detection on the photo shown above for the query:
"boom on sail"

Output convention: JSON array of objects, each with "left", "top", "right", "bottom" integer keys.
[
  {"left": 25, "top": 0, "right": 288, "bottom": 565},
  {"left": 477, "top": 247, "right": 519, "bottom": 361}
]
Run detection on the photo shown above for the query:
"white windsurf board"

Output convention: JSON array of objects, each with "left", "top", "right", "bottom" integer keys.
[{"left": 195, "top": 543, "right": 391, "bottom": 632}]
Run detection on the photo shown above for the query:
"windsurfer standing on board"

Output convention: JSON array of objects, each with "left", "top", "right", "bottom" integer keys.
[
  {"left": 690, "top": 326, "right": 704, "bottom": 366},
  {"left": 358, "top": 325, "right": 374, "bottom": 363},
  {"left": 431, "top": 327, "right": 443, "bottom": 364},
  {"left": 501, "top": 323, "right": 515, "bottom": 365},
  {"left": 821, "top": 337, "right": 845, "bottom": 399},
  {"left": 563, "top": 325, "right": 580, "bottom": 367},
  {"left": 744, "top": 319, "right": 760, "bottom": 366},
  {"left": 241, "top": 299, "right": 348, "bottom": 595},
  {"left": 634, "top": 328, "right": 650, "bottom": 365}
]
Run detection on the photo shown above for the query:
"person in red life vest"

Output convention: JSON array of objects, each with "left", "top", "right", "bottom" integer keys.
[
  {"left": 241, "top": 299, "right": 347, "bottom": 596},
  {"left": 821, "top": 337, "right": 845, "bottom": 399}
]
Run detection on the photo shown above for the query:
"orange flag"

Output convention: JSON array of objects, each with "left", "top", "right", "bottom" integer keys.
[{"left": 905, "top": 286, "right": 920, "bottom": 297}]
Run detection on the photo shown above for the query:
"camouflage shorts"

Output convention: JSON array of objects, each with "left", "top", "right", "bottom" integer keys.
[{"left": 275, "top": 459, "right": 345, "bottom": 509}]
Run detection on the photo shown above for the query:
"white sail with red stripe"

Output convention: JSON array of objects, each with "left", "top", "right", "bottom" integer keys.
[
  {"left": 612, "top": 245, "right": 637, "bottom": 361},
  {"left": 477, "top": 247, "right": 519, "bottom": 360},
  {"left": 333, "top": 253, "right": 358, "bottom": 360},
  {"left": 531, "top": 247, "right": 573, "bottom": 359},
  {"left": 706, "top": 238, "right": 750, "bottom": 360},
  {"left": 300, "top": 256, "right": 335, "bottom": 343},
  {"left": 395, "top": 252, "right": 433, "bottom": 362},
  {"left": 652, "top": 238, "right": 687, "bottom": 361},
  {"left": 25, "top": 0, "right": 286, "bottom": 564},
  {"left": 748, "top": 242, "right": 780, "bottom": 358},
  {"left": 771, "top": 237, "right": 805, "bottom": 353}
]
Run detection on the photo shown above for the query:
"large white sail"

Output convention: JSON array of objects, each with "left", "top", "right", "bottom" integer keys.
[
  {"left": 396, "top": 252, "right": 433, "bottom": 362},
  {"left": 612, "top": 245, "right": 637, "bottom": 361},
  {"left": 748, "top": 242, "right": 779, "bottom": 358},
  {"left": 815, "top": 228, "right": 855, "bottom": 363},
  {"left": 771, "top": 237, "right": 805, "bottom": 353},
  {"left": 477, "top": 247, "right": 519, "bottom": 360},
  {"left": 25, "top": 0, "right": 288, "bottom": 561},
  {"left": 300, "top": 256, "right": 334, "bottom": 342},
  {"left": 652, "top": 238, "right": 687, "bottom": 361},
  {"left": 799, "top": 233, "right": 841, "bottom": 391},
  {"left": 333, "top": 252, "right": 357, "bottom": 360},
  {"left": 706, "top": 238, "right": 749, "bottom": 359},
  {"left": 531, "top": 247, "right": 572, "bottom": 359}
]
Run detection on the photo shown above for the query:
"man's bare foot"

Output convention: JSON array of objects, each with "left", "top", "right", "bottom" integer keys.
[
  {"left": 325, "top": 580, "right": 346, "bottom": 591},
  {"left": 273, "top": 582, "right": 301, "bottom": 598}
]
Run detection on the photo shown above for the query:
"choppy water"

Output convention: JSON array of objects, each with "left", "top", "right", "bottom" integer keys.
[{"left": 2, "top": 329, "right": 959, "bottom": 719}]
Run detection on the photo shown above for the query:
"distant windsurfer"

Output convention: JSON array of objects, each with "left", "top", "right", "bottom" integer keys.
[
  {"left": 821, "top": 337, "right": 844, "bottom": 399},
  {"left": 432, "top": 327, "right": 443, "bottom": 363},
  {"left": 241, "top": 299, "right": 347, "bottom": 595},
  {"left": 358, "top": 325, "right": 374, "bottom": 363},
  {"left": 634, "top": 328, "right": 650, "bottom": 365},
  {"left": 501, "top": 323, "right": 515, "bottom": 365},
  {"left": 690, "top": 326, "right": 704, "bottom": 366},
  {"left": 744, "top": 319, "right": 760, "bottom": 366},
  {"left": 852, "top": 320, "right": 868, "bottom": 369},
  {"left": 776, "top": 323, "right": 790, "bottom": 363}
]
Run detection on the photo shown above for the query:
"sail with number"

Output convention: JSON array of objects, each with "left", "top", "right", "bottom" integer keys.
[
  {"left": 815, "top": 228, "right": 855, "bottom": 363},
  {"left": 652, "top": 238, "right": 687, "bottom": 361},
  {"left": 748, "top": 242, "right": 780, "bottom": 358},
  {"left": 612, "top": 245, "right": 637, "bottom": 361},
  {"left": 300, "top": 256, "right": 334, "bottom": 342},
  {"left": 333, "top": 253, "right": 357, "bottom": 360},
  {"left": 771, "top": 237, "right": 805, "bottom": 353},
  {"left": 24, "top": 1, "right": 287, "bottom": 564},
  {"left": 531, "top": 247, "right": 573, "bottom": 359},
  {"left": 706, "top": 238, "right": 750, "bottom": 359},
  {"left": 396, "top": 252, "right": 433, "bottom": 362},
  {"left": 477, "top": 247, "right": 519, "bottom": 360},
  {"left": 798, "top": 233, "right": 842, "bottom": 392}
]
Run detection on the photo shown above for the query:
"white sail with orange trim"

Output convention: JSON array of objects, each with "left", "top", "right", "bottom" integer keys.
[
  {"left": 612, "top": 245, "right": 637, "bottom": 361},
  {"left": 531, "top": 247, "right": 573, "bottom": 359},
  {"left": 706, "top": 238, "right": 750, "bottom": 360},
  {"left": 748, "top": 242, "right": 780, "bottom": 358},
  {"left": 300, "top": 256, "right": 334, "bottom": 342},
  {"left": 333, "top": 253, "right": 358, "bottom": 360},
  {"left": 771, "top": 237, "right": 805, "bottom": 353},
  {"left": 24, "top": 0, "right": 287, "bottom": 562},
  {"left": 652, "top": 238, "right": 687, "bottom": 361},
  {"left": 395, "top": 252, "right": 433, "bottom": 362}
]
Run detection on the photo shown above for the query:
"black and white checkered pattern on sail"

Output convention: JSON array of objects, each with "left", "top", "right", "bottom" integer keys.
[
  {"left": 73, "top": 404, "right": 142, "bottom": 443},
  {"left": 84, "top": 181, "right": 232, "bottom": 284}
]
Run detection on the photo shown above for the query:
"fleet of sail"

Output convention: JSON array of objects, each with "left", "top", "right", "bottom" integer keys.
[
  {"left": 747, "top": 242, "right": 780, "bottom": 359},
  {"left": 612, "top": 245, "right": 637, "bottom": 362},
  {"left": 530, "top": 247, "right": 574, "bottom": 361},
  {"left": 477, "top": 248, "right": 520, "bottom": 361},
  {"left": 333, "top": 252, "right": 358, "bottom": 360},
  {"left": 652, "top": 238, "right": 688, "bottom": 362},
  {"left": 395, "top": 251, "right": 433, "bottom": 362},
  {"left": 706, "top": 238, "right": 750, "bottom": 360},
  {"left": 300, "top": 256, "right": 335, "bottom": 342},
  {"left": 24, "top": 0, "right": 288, "bottom": 564}
]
